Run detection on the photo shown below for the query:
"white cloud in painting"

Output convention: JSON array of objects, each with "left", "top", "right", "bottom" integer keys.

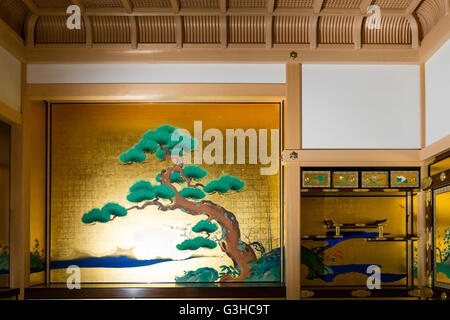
[{"left": 131, "top": 225, "right": 191, "bottom": 261}]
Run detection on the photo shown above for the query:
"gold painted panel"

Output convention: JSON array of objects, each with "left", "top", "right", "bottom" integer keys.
[
  {"left": 302, "top": 171, "right": 331, "bottom": 188},
  {"left": 413, "top": 193, "right": 418, "bottom": 287},
  {"left": 50, "top": 103, "right": 281, "bottom": 283},
  {"left": 430, "top": 157, "right": 450, "bottom": 177},
  {"left": 435, "top": 187, "right": 450, "bottom": 288},
  {"left": 361, "top": 171, "right": 389, "bottom": 188},
  {"left": 390, "top": 171, "right": 419, "bottom": 188},
  {"left": 29, "top": 104, "right": 46, "bottom": 285},
  {"left": 332, "top": 171, "right": 358, "bottom": 188},
  {"left": 301, "top": 195, "right": 407, "bottom": 286}
]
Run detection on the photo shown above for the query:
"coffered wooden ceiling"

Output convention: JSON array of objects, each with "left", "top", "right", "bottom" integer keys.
[{"left": 0, "top": 0, "right": 448, "bottom": 62}]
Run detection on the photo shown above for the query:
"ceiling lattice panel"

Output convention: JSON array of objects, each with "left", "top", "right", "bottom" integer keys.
[
  {"left": 274, "top": 0, "right": 313, "bottom": 8},
  {"left": 363, "top": 15, "right": 412, "bottom": 43},
  {"left": 0, "top": 0, "right": 447, "bottom": 50},
  {"left": 373, "top": 0, "right": 413, "bottom": 9},
  {"left": 183, "top": 16, "right": 220, "bottom": 43},
  {"left": 35, "top": 16, "right": 86, "bottom": 43},
  {"left": 319, "top": 16, "right": 355, "bottom": 44},
  {"left": 229, "top": 0, "right": 267, "bottom": 8},
  {"left": 81, "top": 0, "right": 124, "bottom": 8},
  {"left": 0, "top": 0, "right": 29, "bottom": 37},
  {"left": 131, "top": 0, "right": 172, "bottom": 8},
  {"left": 137, "top": 16, "right": 176, "bottom": 43},
  {"left": 33, "top": 0, "right": 72, "bottom": 8},
  {"left": 180, "top": 0, "right": 220, "bottom": 8},
  {"left": 91, "top": 16, "right": 131, "bottom": 43},
  {"left": 273, "top": 16, "right": 310, "bottom": 44},
  {"left": 228, "top": 16, "right": 266, "bottom": 43},
  {"left": 323, "top": 0, "right": 361, "bottom": 9},
  {"left": 415, "top": 0, "right": 447, "bottom": 36}
]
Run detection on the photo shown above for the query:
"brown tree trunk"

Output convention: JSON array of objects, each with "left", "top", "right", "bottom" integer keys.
[{"left": 160, "top": 165, "right": 257, "bottom": 281}]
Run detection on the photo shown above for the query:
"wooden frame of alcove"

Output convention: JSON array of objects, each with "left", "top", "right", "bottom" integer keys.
[
  {"left": 22, "top": 80, "right": 289, "bottom": 300},
  {"left": 0, "top": 59, "right": 444, "bottom": 300}
]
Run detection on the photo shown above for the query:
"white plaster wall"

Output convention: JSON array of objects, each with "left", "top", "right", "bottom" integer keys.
[
  {"left": 27, "top": 64, "right": 286, "bottom": 84},
  {"left": 302, "top": 64, "right": 421, "bottom": 149},
  {"left": 425, "top": 39, "right": 450, "bottom": 146}
]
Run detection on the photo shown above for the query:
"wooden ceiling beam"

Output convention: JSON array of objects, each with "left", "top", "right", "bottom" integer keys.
[
  {"left": 405, "top": 0, "right": 423, "bottom": 15},
  {"left": 21, "top": 0, "right": 39, "bottom": 14},
  {"left": 24, "top": 7, "right": 405, "bottom": 17},
  {"left": 406, "top": 14, "right": 420, "bottom": 49},
  {"left": 267, "top": 0, "right": 275, "bottom": 13},
  {"left": 220, "top": 15, "right": 227, "bottom": 48},
  {"left": 309, "top": 16, "right": 319, "bottom": 49},
  {"left": 359, "top": 0, "right": 373, "bottom": 14},
  {"left": 175, "top": 15, "right": 183, "bottom": 49},
  {"left": 129, "top": 16, "right": 138, "bottom": 49},
  {"left": 170, "top": 0, "right": 180, "bottom": 13},
  {"left": 25, "top": 13, "right": 38, "bottom": 48},
  {"left": 353, "top": 16, "right": 364, "bottom": 49},
  {"left": 71, "top": 0, "right": 85, "bottom": 12},
  {"left": 25, "top": 46, "right": 420, "bottom": 63},
  {"left": 265, "top": 14, "right": 273, "bottom": 49},
  {"left": 219, "top": 0, "right": 227, "bottom": 13},
  {"left": 84, "top": 16, "right": 92, "bottom": 48},
  {"left": 0, "top": 19, "right": 26, "bottom": 62},
  {"left": 419, "top": 13, "right": 450, "bottom": 62},
  {"left": 313, "top": 0, "right": 324, "bottom": 14},
  {"left": 120, "top": 0, "right": 133, "bottom": 14}
]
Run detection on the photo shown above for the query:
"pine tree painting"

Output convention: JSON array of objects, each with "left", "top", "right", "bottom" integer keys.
[{"left": 81, "top": 124, "right": 279, "bottom": 282}]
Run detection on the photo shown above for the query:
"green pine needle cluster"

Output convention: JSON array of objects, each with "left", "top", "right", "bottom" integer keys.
[
  {"left": 127, "top": 179, "right": 175, "bottom": 203},
  {"left": 119, "top": 124, "right": 197, "bottom": 164},
  {"left": 82, "top": 202, "right": 127, "bottom": 224},
  {"left": 203, "top": 175, "right": 245, "bottom": 194}
]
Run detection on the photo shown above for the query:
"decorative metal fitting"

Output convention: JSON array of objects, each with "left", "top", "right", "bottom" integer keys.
[
  {"left": 408, "top": 288, "right": 433, "bottom": 299},
  {"left": 289, "top": 51, "right": 298, "bottom": 60},
  {"left": 289, "top": 151, "right": 298, "bottom": 160},
  {"left": 441, "top": 292, "right": 447, "bottom": 300},
  {"left": 440, "top": 172, "right": 447, "bottom": 182},
  {"left": 351, "top": 289, "right": 371, "bottom": 298},
  {"left": 421, "top": 177, "right": 432, "bottom": 190},
  {"left": 301, "top": 290, "right": 315, "bottom": 298}
]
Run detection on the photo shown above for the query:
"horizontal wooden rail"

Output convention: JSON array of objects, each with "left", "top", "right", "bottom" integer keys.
[
  {"left": 0, "top": 288, "right": 20, "bottom": 299},
  {"left": 25, "top": 284, "right": 285, "bottom": 299}
]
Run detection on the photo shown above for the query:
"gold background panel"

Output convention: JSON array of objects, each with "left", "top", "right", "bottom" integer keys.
[
  {"left": 332, "top": 172, "right": 358, "bottom": 188},
  {"left": 301, "top": 195, "right": 407, "bottom": 286},
  {"left": 362, "top": 172, "right": 389, "bottom": 188},
  {"left": 435, "top": 189, "right": 450, "bottom": 285},
  {"left": 390, "top": 171, "right": 419, "bottom": 188},
  {"left": 50, "top": 103, "right": 281, "bottom": 283}
]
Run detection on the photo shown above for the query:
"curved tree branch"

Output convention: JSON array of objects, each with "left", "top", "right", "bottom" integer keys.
[{"left": 126, "top": 198, "right": 172, "bottom": 212}]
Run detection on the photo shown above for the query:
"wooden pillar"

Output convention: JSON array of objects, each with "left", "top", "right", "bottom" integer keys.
[
  {"left": 10, "top": 64, "right": 33, "bottom": 299},
  {"left": 416, "top": 177, "right": 428, "bottom": 287},
  {"left": 417, "top": 62, "right": 429, "bottom": 289},
  {"left": 9, "top": 123, "right": 27, "bottom": 299},
  {"left": 284, "top": 63, "right": 301, "bottom": 300},
  {"left": 9, "top": 64, "right": 29, "bottom": 299}
]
